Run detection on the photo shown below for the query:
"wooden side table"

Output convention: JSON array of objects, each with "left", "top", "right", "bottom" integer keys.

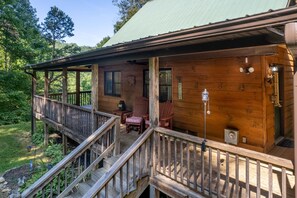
[{"left": 112, "top": 109, "right": 131, "bottom": 124}]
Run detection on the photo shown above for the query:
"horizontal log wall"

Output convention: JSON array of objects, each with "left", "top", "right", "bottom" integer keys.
[
  {"left": 160, "top": 55, "right": 265, "bottom": 152},
  {"left": 96, "top": 46, "right": 293, "bottom": 153},
  {"left": 98, "top": 64, "right": 147, "bottom": 113}
]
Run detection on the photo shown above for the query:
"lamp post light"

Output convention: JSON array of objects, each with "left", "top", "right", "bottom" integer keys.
[{"left": 201, "top": 89, "right": 210, "bottom": 152}]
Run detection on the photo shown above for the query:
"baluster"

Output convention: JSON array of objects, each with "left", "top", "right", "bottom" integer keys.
[
  {"left": 57, "top": 174, "right": 61, "bottom": 194},
  {"left": 268, "top": 164, "right": 273, "bottom": 198},
  {"left": 42, "top": 187, "right": 45, "bottom": 198},
  {"left": 256, "top": 160, "right": 260, "bottom": 198},
  {"left": 235, "top": 154, "right": 239, "bottom": 198},
  {"left": 225, "top": 152, "right": 230, "bottom": 198},
  {"left": 105, "top": 185, "right": 109, "bottom": 198},
  {"left": 209, "top": 147, "right": 212, "bottom": 196},
  {"left": 187, "top": 142, "right": 190, "bottom": 186},
  {"left": 168, "top": 136, "right": 171, "bottom": 178},
  {"left": 120, "top": 168, "right": 123, "bottom": 197},
  {"left": 133, "top": 154, "right": 136, "bottom": 187},
  {"left": 139, "top": 145, "right": 142, "bottom": 179},
  {"left": 194, "top": 143, "right": 197, "bottom": 190},
  {"left": 127, "top": 160, "right": 130, "bottom": 194},
  {"left": 180, "top": 140, "right": 184, "bottom": 184},
  {"left": 216, "top": 149, "right": 221, "bottom": 197},
  {"left": 50, "top": 180, "right": 53, "bottom": 197},
  {"left": 174, "top": 138, "right": 177, "bottom": 181},
  {"left": 144, "top": 140, "right": 148, "bottom": 173},
  {"left": 201, "top": 144, "right": 205, "bottom": 193},
  {"left": 282, "top": 168, "right": 287, "bottom": 198},
  {"left": 246, "top": 158, "right": 250, "bottom": 198},
  {"left": 157, "top": 132, "right": 161, "bottom": 172},
  {"left": 163, "top": 134, "right": 166, "bottom": 175},
  {"left": 84, "top": 151, "right": 87, "bottom": 170}
]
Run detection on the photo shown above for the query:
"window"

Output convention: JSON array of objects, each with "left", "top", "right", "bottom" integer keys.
[
  {"left": 143, "top": 69, "right": 172, "bottom": 102},
  {"left": 104, "top": 71, "right": 121, "bottom": 96}
]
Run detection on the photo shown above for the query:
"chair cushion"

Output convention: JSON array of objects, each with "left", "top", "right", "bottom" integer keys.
[{"left": 126, "top": 116, "right": 143, "bottom": 124}]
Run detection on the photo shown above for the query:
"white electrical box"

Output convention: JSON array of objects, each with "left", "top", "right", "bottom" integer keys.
[{"left": 224, "top": 129, "right": 239, "bottom": 145}]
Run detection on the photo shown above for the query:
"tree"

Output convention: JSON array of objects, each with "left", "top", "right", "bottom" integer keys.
[
  {"left": 0, "top": 0, "right": 49, "bottom": 70},
  {"left": 41, "top": 6, "right": 74, "bottom": 58},
  {"left": 112, "top": 0, "right": 149, "bottom": 33},
  {"left": 96, "top": 36, "right": 110, "bottom": 48}
]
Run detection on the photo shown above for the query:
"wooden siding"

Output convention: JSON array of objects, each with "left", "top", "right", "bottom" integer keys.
[
  {"left": 96, "top": 46, "right": 294, "bottom": 153},
  {"left": 98, "top": 64, "right": 147, "bottom": 113}
]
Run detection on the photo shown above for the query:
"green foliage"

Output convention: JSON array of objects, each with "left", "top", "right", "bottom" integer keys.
[
  {"left": 44, "top": 142, "right": 64, "bottom": 165},
  {"left": 0, "top": 0, "right": 50, "bottom": 70},
  {"left": 0, "top": 70, "right": 31, "bottom": 125},
  {"left": 41, "top": 6, "right": 74, "bottom": 58},
  {"left": 0, "top": 122, "right": 44, "bottom": 173},
  {"left": 112, "top": 0, "right": 149, "bottom": 32},
  {"left": 32, "top": 125, "right": 44, "bottom": 146},
  {"left": 96, "top": 36, "right": 110, "bottom": 48}
]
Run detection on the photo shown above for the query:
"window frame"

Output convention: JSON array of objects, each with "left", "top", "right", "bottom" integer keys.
[
  {"left": 143, "top": 68, "right": 172, "bottom": 102},
  {"left": 104, "top": 71, "right": 121, "bottom": 97}
]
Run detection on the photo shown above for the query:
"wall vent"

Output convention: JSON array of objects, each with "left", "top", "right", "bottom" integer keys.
[{"left": 224, "top": 129, "right": 239, "bottom": 145}]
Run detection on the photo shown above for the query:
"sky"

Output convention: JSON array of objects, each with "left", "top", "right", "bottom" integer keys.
[{"left": 30, "top": 0, "right": 119, "bottom": 47}]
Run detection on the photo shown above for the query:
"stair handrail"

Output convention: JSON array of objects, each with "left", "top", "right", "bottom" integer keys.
[
  {"left": 22, "top": 117, "right": 118, "bottom": 198},
  {"left": 83, "top": 127, "right": 154, "bottom": 198}
]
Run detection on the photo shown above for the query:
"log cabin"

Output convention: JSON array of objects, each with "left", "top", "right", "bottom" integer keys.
[{"left": 22, "top": 0, "right": 297, "bottom": 197}]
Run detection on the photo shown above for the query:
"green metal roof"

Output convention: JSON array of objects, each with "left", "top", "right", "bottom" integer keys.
[{"left": 105, "top": 0, "right": 289, "bottom": 47}]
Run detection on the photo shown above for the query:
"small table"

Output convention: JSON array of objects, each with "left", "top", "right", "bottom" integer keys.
[{"left": 112, "top": 109, "right": 131, "bottom": 124}]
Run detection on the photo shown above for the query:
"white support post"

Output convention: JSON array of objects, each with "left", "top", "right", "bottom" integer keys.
[
  {"left": 149, "top": 57, "right": 160, "bottom": 128},
  {"left": 91, "top": 64, "right": 99, "bottom": 133}
]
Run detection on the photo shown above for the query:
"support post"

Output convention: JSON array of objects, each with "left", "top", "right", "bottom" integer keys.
[
  {"left": 44, "top": 71, "right": 49, "bottom": 146},
  {"left": 76, "top": 71, "right": 80, "bottom": 106},
  {"left": 63, "top": 134, "right": 67, "bottom": 155},
  {"left": 150, "top": 186, "right": 160, "bottom": 198},
  {"left": 44, "top": 71, "right": 49, "bottom": 115},
  {"left": 31, "top": 71, "right": 37, "bottom": 136},
  {"left": 91, "top": 64, "right": 99, "bottom": 133},
  {"left": 44, "top": 123, "right": 49, "bottom": 147},
  {"left": 113, "top": 117, "right": 121, "bottom": 155},
  {"left": 149, "top": 57, "right": 159, "bottom": 127},
  {"left": 62, "top": 68, "right": 68, "bottom": 125}
]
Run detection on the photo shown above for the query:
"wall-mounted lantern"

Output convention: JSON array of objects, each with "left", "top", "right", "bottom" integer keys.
[{"left": 240, "top": 57, "right": 254, "bottom": 74}]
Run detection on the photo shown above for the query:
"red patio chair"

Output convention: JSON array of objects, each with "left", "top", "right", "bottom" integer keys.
[
  {"left": 125, "top": 97, "right": 149, "bottom": 133},
  {"left": 145, "top": 101, "right": 174, "bottom": 129}
]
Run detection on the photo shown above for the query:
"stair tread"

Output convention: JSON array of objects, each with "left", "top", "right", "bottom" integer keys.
[{"left": 78, "top": 182, "right": 92, "bottom": 195}]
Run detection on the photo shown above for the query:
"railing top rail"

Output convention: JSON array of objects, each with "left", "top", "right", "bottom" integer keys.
[
  {"left": 154, "top": 127, "right": 294, "bottom": 170},
  {"left": 22, "top": 117, "right": 117, "bottom": 197},
  {"left": 94, "top": 110, "right": 116, "bottom": 118},
  {"left": 64, "top": 102, "right": 92, "bottom": 113},
  {"left": 83, "top": 127, "right": 154, "bottom": 198},
  {"left": 49, "top": 90, "right": 91, "bottom": 96}
]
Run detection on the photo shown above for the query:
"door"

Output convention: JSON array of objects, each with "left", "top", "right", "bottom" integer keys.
[{"left": 274, "top": 68, "right": 284, "bottom": 141}]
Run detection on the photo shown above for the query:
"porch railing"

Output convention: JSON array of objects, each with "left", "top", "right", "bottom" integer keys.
[
  {"left": 21, "top": 117, "right": 120, "bottom": 198},
  {"left": 83, "top": 128, "right": 154, "bottom": 198},
  {"left": 33, "top": 95, "right": 111, "bottom": 139},
  {"left": 84, "top": 127, "right": 294, "bottom": 198},
  {"left": 49, "top": 91, "right": 91, "bottom": 106}
]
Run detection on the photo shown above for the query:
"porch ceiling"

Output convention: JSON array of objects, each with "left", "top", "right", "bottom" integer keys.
[{"left": 26, "top": 6, "right": 297, "bottom": 71}]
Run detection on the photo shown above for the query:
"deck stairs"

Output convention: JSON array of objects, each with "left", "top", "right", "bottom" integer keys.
[{"left": 64, "top": 154, "right": 147, "bottom": 198}]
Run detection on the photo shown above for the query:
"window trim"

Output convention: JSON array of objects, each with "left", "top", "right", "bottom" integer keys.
[
  {"left": 143, "top": 68, "right": 172, "bottom": 102},
  {"left": 104, "top": 71, "right": 121, "bottom": 97}
]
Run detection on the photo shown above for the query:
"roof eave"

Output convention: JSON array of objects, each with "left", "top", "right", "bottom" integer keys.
[{"left": 27, "top": 6, "right": 297, "bottom": 70}]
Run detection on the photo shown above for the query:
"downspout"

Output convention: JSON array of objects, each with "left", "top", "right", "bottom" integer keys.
[
  {"left": 284, "top": 22, "right": 297, "bottom": 197},
  {"left": 24, "top": 67, "right": 36, "bottom": 136}
]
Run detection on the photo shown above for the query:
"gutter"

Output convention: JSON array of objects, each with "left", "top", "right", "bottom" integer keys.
[{"left": 27, "top": 5, "right": 297, "bottom": 70}]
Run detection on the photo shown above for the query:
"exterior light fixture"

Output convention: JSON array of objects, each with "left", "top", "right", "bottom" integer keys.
[
  {"left": 239, "top": 57, "right": 254, "bottom": 74},
  {"left": 201, "top": 89, "right": 210, "bottom": 152}
]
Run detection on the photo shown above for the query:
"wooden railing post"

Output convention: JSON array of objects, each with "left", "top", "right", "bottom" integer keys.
[
  {"left": 31, "top": 71, "right": 36, "bottom": 136},
  {"left": 149, "top": 57, "right": 159, "bottom": 128},
  {"left": 62, "top": 68, "right": 68, "bottom": 151},
  {"left": 76, "top": 71, "right": 80, "bottom": 106},
  {"left": 44, "top": 71, "right": 49, "bottom": 146},
  {"left": 114, "top": 117, "right": 121, "bottom": 155},
  {"left": 91, "top": 64, "right": 99, "bottom": 133}
]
